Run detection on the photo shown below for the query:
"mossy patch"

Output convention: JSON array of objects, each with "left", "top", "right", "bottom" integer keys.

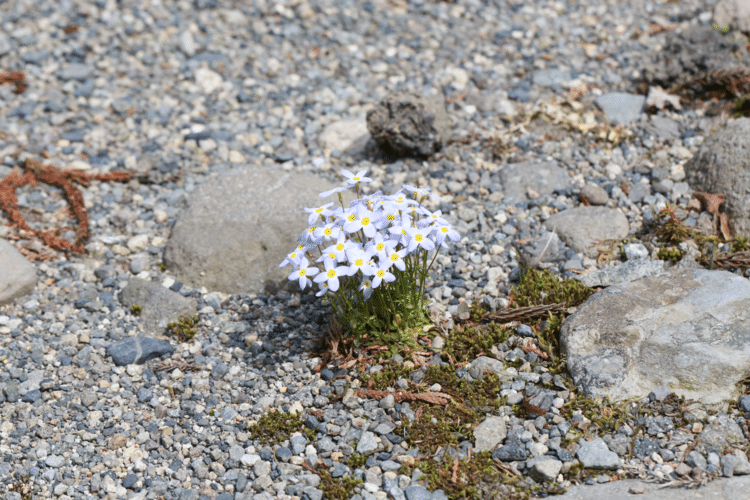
[
  {"left": 318, "top": 468, "right": 362, "bottom": 500},
  {"left": 248, "top": 410, "right": 305, "bottom": 446},
  {"left": 442, "top": 322, "right": 513, "bottom": 362},
  {"left": 130, "top": 304, "right": 142, "bottom": 316},
  {"left": 166, "top": 316, "right": 199, "bottom": 341}
]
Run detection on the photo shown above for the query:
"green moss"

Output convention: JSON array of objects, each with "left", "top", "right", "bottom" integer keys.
[
  {"left": 166, "top": 316, "right": 199, "bottom": 341},
  {"left": 304, "top": 428, "right": 317, "bottom": 441},
  {"left": 359, "top": 365, "right": 413, "bottom": 391},
  {"left": 248, "top": 410, "right": 305, "bottom": 446},
  {"left": 509, "top": 269, "right": 594, "bottom": 309},
  {"left": 443, "top": 322, "right": 513, "bottom": 362},
  {"left": 346, "top": 453, "right": 367, "bottom": 469},
  {"left": 130, "top": 304, "right": 142, "bottom": 316},
  {"left": 158, "top": 262, "right": 167, "bottom": 272},
  {"left": 318, "top": 468, "right": 362, "bottom": 500},
  {"left": 657, "top": 246, "right": 685, "bottom": 264}
]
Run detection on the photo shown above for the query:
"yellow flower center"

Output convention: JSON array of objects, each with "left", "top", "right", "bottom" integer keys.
[
  {"left": 299, "top": 269, "right": 306, "bottom": 276},
  {"left": 328, "top": 253, "right": 336, "bottom": 259},
  {"left": 361, "top": 217, "right": 370, "bottom": 226},
  {"left": 324, "top": 228, "right": 332, "bottom": 236},
  {"left": 352, "top": 177, "right": 360, "bottom": 181},
  {"left": 355, "top": 259, "right": 363, "bottom": 266},
  {"left": 308, "top": 227, "right": 315, "bottom": 234},
  {"left": 377, "top": 270, "right": 385, "bottom": 277},
  {"left": 290, "top": 252, "right": 297, "bottom": 259},
  {"left": 348, "top": 214, "right": 356, "bottom": 222},
  {"left": 387, "top": 214, "right": 395, "bottom": 221},
  {"left": 441, "top": 227, "right": 448, "bottom": 233},
  {"left": 327, "top": 269, "right": 336, "bottom": 278},
  {"left": 390, "top": 254, "right": 398, "bottom": 262},
  {"left": 297, "top": 244, "right": 305, "bottom": 250},
  {"left": 316, "top": 208, "right": 324, "bottom": 213},
  {"left": 336, "top": 244, "right": 345, "bottom": 251},
  {"left": 415, "top": 234, "right": 423, "bottom": 241},
  {"left": 376, "top": 243, "right": 384, "bottom": 251}
]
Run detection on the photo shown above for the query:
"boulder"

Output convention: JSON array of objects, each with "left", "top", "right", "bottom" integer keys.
[
  {"left": 0, "top": 239, "right": 37, "bottom": 306},
  {"left": 643, "top": 26, "right": 749, "bottom": 87},
  {"left": 544, "top": 206, "right": 629, "bottom": 258},
  {"left": 685, "top": 118, "right": 750, "bottom": 237},
  {"left": 163, "top": 165, "right": 352, "bottom": 295},
  {"left": 318, "top": 118, "right": 370, "bottom": 155},
  {"left": 366, "top": 91, "right": 450, "bottom": 158},
  {"left": 714, "top": 0, "right": 750, "bottom": 36},
  {"left": 562, "top": 268, "right": 750, "bottom": 405}
]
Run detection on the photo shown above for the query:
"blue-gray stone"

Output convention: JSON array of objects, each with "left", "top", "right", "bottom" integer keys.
[
  {"left": 3, "top": 382, "right": 19, "bottom": 403},
  {"left": 320, "top": 368, "right": 335, "bottom": 381},
  {"left": 107, "top": 337, "right": 175, "bottom": 366},
  {"left": 532, "top": 69, "right": 575, "bottom": 87},
  {"left": 356, "top": 431, "right": 379, "bottom": 455},
  {"left": 211, "top": 363, "right": 229, "bottom": 379},
  {"left": 22, "top": 389, "right": 41, "bottom": 403},
  {"left": 122, "top": 473, "right": 138, "bottom": 489},
  {"left": 740, "top": 394, "right": 750, "bottom": 413},
  {"left": 388, "top": 486, "right": 406, "bottom": 500},
  {"left": 576, "top": 438, "right": 621, "bottom": 470},
  {"left": 61, "top": 130, "right": 84, "bottom": 142},
  {"left": 137, "top": 388, "right": 153, "bottom": 403},
  {"left": 517, "top": 324, "right": 534, "bottom": 337},
  {"left": 58, "top": 63, "right": 94, "bottom": 81},
  {"left": 302, "top": 486, "right": 324, "bottom": 500},
  {"left": 403, "top": 485, "right": 431, "bottom": 500},
  {"left": 330, "top": 462, "right": 349, "bottom": 478},
  {"left": 178, "top": 489, "right": 199, "bottom": 500},
  {"left": 492, "top": 443, "right": 527, "bottom": 461},
  {"left": 215, "top": 494, "right": 233, "bottom": 500},
  {"left": 595, "top": 93, "right": 645, "bottom": 125},
  {"left": 687, "top": 450, "right": 707, "bottom": 470},
  {"left": 236, "top": 474, "right": 248, "bottom": 492},
  {"left": 74, "top": 79, "right": 95, "bottom": 98},
  {"left": 275, "top": 447, "right": 292, "bottom": 462},
  {"left": 290, "top": 435, "right": 307, "bottom": 455}
]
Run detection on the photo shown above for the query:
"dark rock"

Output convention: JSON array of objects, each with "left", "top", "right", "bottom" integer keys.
[
  {"left": 366, "top": 90, "right": 450, "bottom": 158},
  {"left": 108, "top": 337, "right": 175, "bottom": 366}
]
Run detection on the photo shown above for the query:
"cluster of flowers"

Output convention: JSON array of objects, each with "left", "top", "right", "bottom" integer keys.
[{"left": 279, "top": 169, "right": 460, "bottom": 299}]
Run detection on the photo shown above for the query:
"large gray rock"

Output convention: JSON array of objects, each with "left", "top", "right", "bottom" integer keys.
[
  {"left": 366, "top": 91, "right": 450, "bottom": 158},
  {"left": 576, "top": 438, "right": 621, "bottom": 470},
  {"left": 643, "top": 26, "right": 749, "bottom": 87},
  {"left": 550, "top": 476, "right": 750, "bottom": 500},
  {"left": 544, "top": 206, "right": 629, "bottom": 258},
  {"left": 714, "top": 0, "right": 750, "bottom": 35},
  {"left": 472, "top": 416, "right": 508, "bottom": 452},
  {"left": 318, "top": 118, "right": 369, "bottom": 156},
  {"left": 562, "top": 268, "right": 750, "bottom": 405},
  {"left": 119, "top": 278, "right": 197, "bottom": 334},
  {"left": 573, "top": 259, "right": 666, "bottom": 288},
  {"left": 685, "top": 118, "right": 750, "bottom": 237},
  {"left": 498, "top": 160, "right": 571, "bottom": 200},
  {"left": 163, "top": 165, "right": 351, "bottom": 295},
  {"left": 0, "top": 239, "right": 37, "bottom": 306}
]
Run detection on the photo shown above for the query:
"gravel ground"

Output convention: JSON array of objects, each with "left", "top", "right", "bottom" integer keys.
[{"left": 1, "top": 0, "right": 749, "bottom": 499}]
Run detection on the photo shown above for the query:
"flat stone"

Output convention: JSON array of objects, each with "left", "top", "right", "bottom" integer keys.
[
  {"left": 698, "top": 416, "right": 745, "bottom": 454},
  {"left": 118, "top": 278, "right": 197, "bottom": 334},
  {"left": 562, "top": 269, "right": 750, "bottom": 404},
  {"left": 318, "top": 118, "right": 370, "bottom": 155},
  {"left": 685, "top": 118, "right": 750, "bottom": 237},
  {"left": 580, "top": 184, "right": 609, "bottom": 205},
  {"left": 714, "top": 0, "right": 750, "bottom": 35},
  {"left": 551, "top": 476, "right": 750, "bottom": 500},
  {"left": 722, "top": 449, "right": 750, "bottom": 477},
  {"left": 545, "top": 206, "right": 629, "bottom": 258},
  {"left": 108, "top": 337, "right": 175, "bottom": 366},
  {"left": 532, "top": 69, "right": 575, "bottom": 87},
  {"left": 595, "top": 93, "right": 645, "bottom": 125},
  {"left": 58, "top": 63, "right": 94, "bottom": 81},
  {"left": 356, "top": 431, "right": 379, "bottom": 455},
  {"left": 529, "top": 458, "right": 563, "bottom": 483},
  {"left": 163, "top": 165, "right": 353, "bottom": 294},
  {"left": 0, "top": 239, "right": 37, "bottom": 306},
  {"left": 576, "top": 438, "right": 621, "bottom": 470},
  {"left": 473, "top": 416, "right": 508, "bottom": 452},
  {"left": 573, "top": 259, "right": 666, "bottom": 287},
  {"left": 499, "top": 160, "right": 570, "bottom": 200},
  {"left": 466, "top": 356, "right": 517, "bottom": 383}
]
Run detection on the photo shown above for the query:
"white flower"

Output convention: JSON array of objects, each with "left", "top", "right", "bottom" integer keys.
[
  {"left": 341, "top": 168, "right": 373, "bottom": 183},
  {"left": 313, "top": 257, "right": 349, "bottom": 292},
  {"left": 359, "top": 277, "right": 374, "bottom": 300},
  {"left": 319, "top": 184, "right": 355, "bottom": 198},
  {"left": 405, "top": 226, "right": 436, "bottom": 252},
  {"left": 304, "top": 202, "right": 335, "bottom": 225},
  {"left": 433, "top": 224, "right": 461, "bottom": 247},
  {"left": 403, "top": 184, "right": 441, "bottom": 201},
  {"left": 316, "top": 281, "right": 329, "bottom": 297},
  {"left": 318, "top": 232, "right": 353, "bottom": 263},
  {"left": 287, "top": 257, "right": 319, "bottom": 290},
  {"left": 298, "top": 225, "right": 324, "bottom": 247},
  {"left": 385, "top": 192, "right": 418, "bottom": 210},
  {"left": 279, "top": 244, "right": 308, "bottom": 268},
  {"left": 385, "top": 247, "right": 408, "bottom": 272},
  {"left": 345, "top": 247, "right": 376, "bottom": 276},
  {"left": 343, "top": 204, "right": 377, "bottom": 238},
  {"left": 365, "top": 232, "right": 396, "bottom": 262},
  {"left": 418, "top": 207, "right": 449, "bottom": 227},
  {"left": 372, "top": 262, "right": 396, "bottom": 288},
  {"left": 313, "top": 221, "right": 341, "bottom": 241}
]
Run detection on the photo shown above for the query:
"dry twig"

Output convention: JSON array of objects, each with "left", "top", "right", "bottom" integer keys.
[
  {"left": 356, "top": 388, "right": 452, "bottom": 405},
  {"left": 482, "top": 302, "right": 566, "bottom": 323}
]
